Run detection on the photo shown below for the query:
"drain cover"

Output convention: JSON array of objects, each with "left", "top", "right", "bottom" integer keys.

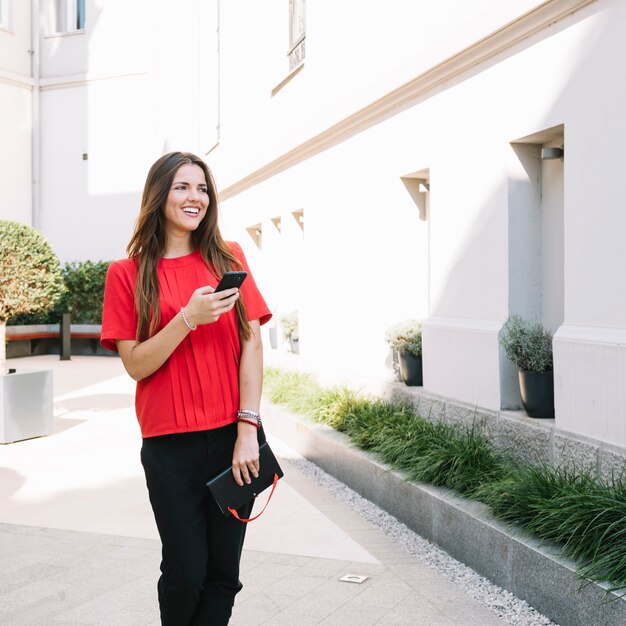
[{"left": 339, "top": 574, "right": 368, "bottom": 584}]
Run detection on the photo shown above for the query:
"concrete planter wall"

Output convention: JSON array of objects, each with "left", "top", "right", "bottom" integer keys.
[{"left": 0, "top": 369, "right": 53, "bottom": 444}]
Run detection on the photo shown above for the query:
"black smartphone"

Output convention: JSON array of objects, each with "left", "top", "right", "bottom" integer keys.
[{"left": 214, "top": 271, "right": 247, "bottom": 297}]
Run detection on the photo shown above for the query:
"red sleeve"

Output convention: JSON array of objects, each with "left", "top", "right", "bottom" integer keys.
[
  {"left": 100, "top": 259, "right": 139, "bottom": 352},
  {"left": 229, "top": 242, "right": 272, "bottom": 326}
]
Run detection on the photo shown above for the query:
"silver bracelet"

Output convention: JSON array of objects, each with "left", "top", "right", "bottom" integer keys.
[
  {"left": 180, "top": 307, "right": 197, "bottom": 331},
  {"left": 237, "top": 409, "right": 261, "bottom": 427}
]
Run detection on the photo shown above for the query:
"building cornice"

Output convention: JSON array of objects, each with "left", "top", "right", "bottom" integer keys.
[
  {"left": 39, "top": 70, "right": 148, "bottom": 91},
  {"left": 0, "top": 68, "right": 34, "bottom": 89},
  {"left": 220, "top": 0, "right": 597, "bottom": 200}
]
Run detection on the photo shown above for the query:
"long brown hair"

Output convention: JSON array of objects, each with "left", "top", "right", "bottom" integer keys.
[{"left": 126, "top": 151, "right": 251, "bottom": 342}]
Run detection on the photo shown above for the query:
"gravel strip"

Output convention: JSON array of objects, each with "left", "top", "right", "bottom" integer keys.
[{"left": 287, "top": 455, "right": 557, "bottom": 626}]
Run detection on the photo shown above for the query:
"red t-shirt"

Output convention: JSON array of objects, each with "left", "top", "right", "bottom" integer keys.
[{"left": 100, "top": 242, "right": 271, "bottom": 438}]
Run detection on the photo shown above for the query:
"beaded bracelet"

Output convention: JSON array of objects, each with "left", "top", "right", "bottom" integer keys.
[{"left": 180, "top": 307, "right": 197, "bottom": 331}]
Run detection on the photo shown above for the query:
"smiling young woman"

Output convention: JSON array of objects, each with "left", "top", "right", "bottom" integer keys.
[{"left": 100, "top": 151, "right": 272, "bottom": 626}]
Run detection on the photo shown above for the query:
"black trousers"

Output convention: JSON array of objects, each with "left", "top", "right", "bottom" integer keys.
[{"left": 141, "top": 423, "right": 265, "bottom": 626}]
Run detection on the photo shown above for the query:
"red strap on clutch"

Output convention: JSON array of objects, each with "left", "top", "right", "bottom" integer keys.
[{"left": 228, "top": 472, "right": 280, "bottom": 523}]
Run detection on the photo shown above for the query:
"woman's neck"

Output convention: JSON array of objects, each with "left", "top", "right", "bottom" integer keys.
[{"left": 163, "top": 235, "right": 194, "bottom": 259}]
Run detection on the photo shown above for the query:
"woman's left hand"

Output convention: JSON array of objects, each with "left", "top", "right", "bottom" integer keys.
[{"left": 231, "top": 427, "right": 260, "bottom": 486}]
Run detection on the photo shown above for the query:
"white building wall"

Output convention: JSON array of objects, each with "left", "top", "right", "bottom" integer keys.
[
  {"left": 36, "top": 0, "right": 214, "bottom": 262},
  {"left": 215, "top": 0, "right": 626, "bottom": 447},
  {"left": 0, "top": 0, "right": 33, "bottom": 224}
]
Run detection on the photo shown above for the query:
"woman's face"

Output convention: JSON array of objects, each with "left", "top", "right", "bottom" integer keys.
[{"left": 163, "top": 163, "right": 210, "bottom": 238}]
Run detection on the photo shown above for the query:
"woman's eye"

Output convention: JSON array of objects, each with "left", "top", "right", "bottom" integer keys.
[
  {"left": 174, "top": 185, "right": 186, "bottom": 190},
  {"left": 200, "top": 188, "right": 208, "bottom": 194}
]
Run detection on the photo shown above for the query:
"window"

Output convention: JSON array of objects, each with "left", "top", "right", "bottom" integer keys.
[
  {"left": 288, "top": 0, "right": 305, "bottom": 70},
  {"left": 53, "top": 0, "right": 85, "bottom": 33},
  {"left": 0, "top": 0, "right": 10, "bottom": 29}
]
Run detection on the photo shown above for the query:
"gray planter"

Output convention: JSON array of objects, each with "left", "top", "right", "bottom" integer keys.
[
  {"left": 0, "top": 369, "right": 53, "bottom": 444},
  {"left": 289, "top": 338, "right": 300, "bottom": 354}
]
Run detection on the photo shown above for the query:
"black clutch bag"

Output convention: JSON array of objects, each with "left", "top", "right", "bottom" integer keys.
[{"left": 206, "top": 441, "right": 284, "bottom": 522}]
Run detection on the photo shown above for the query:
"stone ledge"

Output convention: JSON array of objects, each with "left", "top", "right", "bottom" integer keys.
[{"left": 262, "top": 399, "right": 626, "bottom": 626}]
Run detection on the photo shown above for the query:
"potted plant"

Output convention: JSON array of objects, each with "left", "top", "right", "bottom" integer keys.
[
  {"left": 281, "top": 310, "right": 299, "bottom": 354},
  {"left": 385, "top": 319, "right": 423, "bottom": 386},
  {"left": 500, "top": 315, "right": 554, "bottom": 419},
  {"left": 0, "top": 220, "right": 66, "bottom": 443}
]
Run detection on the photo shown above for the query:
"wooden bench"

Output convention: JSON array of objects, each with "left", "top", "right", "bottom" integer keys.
[{"left": 6, "top": 324, "right": 104, "bottom": 356}]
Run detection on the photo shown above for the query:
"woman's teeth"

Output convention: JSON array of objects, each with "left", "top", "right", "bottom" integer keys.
[{"left": 183, "top": 208, "right": 199, "bottom": 215}]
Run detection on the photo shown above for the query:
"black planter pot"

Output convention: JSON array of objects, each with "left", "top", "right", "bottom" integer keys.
[
  {"left": 518, "top": 368, "right": 555, "bottom": 419},
  {"left": 398, "top": 352, "right": 423, "bottom": 386}
]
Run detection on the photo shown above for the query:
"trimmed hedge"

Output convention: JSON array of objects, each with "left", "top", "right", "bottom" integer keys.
[{"left": 0, "top": 220, "right": 65, "bottom": 324}]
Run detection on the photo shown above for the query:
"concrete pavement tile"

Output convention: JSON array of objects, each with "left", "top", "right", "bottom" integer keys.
[
  {"left": 387, "top": 561, "right": 448, "bottom": 586},
  {"left": 0, "top": 595, "right": 73, "bottom": 625},
  {"left": 51, "top": 584, "right": 159, "bottom": 625},
  {"left": 373, "top": 593, "right": 445, "bottom": 624},
  {"left": 280, "top": 576, "right": 367, "bottom": 619},
  {"left": 268, "top": 571, "right": 332, "bottom": 598},
  {"left": 231, "top": 590, "right": 294, "bottom": 625},
  {"left": 301, "top": 556, "right": 351, "bottom": 572},
  {"left": 0, "top": 561, "right": 65, "bottom": 594},
  {"left": 0, "top": 580, "right": 69, "bottom": 617},
  {"left": 238, "top": 561, "right": 304, "bottom": 598},
  {"left": 317, "top": 602, "right": 390, "bottom": 625},
  {"left": 342, "top": 561, "right": 387, "bottom": 576},
  {"left": 345, "top": 570, "right": 413, "bottom": 609},
  {"left": 256, "top": 611, "right": 323, "bottom": 625},
  {"left": 255, "top": 588, "right": 302, "bottom": 611},
  {"left": 407, "top": 580, "right": 503, "bottom": 625},
  {"left": 262, "top": 552, "right": 315, "bottom": 567}
]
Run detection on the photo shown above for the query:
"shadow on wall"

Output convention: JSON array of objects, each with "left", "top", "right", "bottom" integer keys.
[{"left": 424, "top": 2, "right": 614, "bottom": 412}]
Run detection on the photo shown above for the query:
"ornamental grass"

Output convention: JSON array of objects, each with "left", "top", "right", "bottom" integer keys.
[{"left": 263, "top": 367, "right": 626, "bottom": 592}]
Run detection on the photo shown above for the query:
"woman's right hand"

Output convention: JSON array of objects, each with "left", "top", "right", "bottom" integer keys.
[{"left": 183, "top": 285, "right": 240, "bottom": 327}]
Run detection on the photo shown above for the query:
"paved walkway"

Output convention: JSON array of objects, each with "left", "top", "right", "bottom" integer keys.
[{"left": 0, "top": 355, "right": 505, "bottom": 625}]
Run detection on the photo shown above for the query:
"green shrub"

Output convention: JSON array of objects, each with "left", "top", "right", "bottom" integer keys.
[
  {"left": 0, "top": 220, "right": 66, "bottom": 368},
  {"left": 59, "top": 260, "right": 111, "bottom": 323},
  {"left": 500, "top": 314, "right": 553, "bottom": 372},
  {"left": 0, "top": 220, "right": 65, "bottom": 325},
  {"left": 385, "top": 319, "right": 422, "bottom": 356},
  {"left": 8, "top": 259, "right": 111, "bottom": 325}
]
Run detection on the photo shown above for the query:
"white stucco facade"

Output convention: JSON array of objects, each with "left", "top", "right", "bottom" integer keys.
[{"left": 2, "top": 0, "right": 625, "bottom": 451}]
